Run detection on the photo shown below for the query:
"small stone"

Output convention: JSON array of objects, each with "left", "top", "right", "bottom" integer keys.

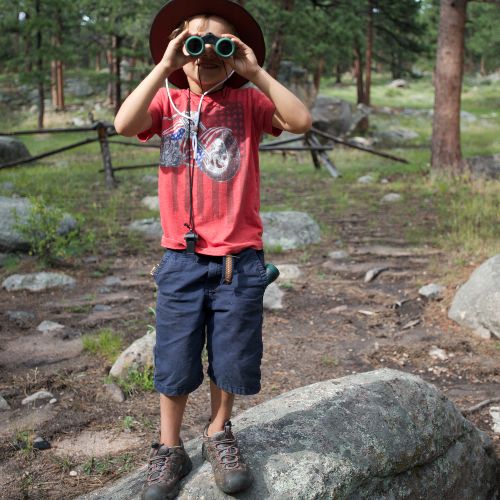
[
  {"left": 22, "top": 390, "right": 54, "bottom": 405},
  {"left": 104, "top": 383, "right": 125, "bottom": 403},
  {"left": 6, "top": 310, "right": 35, "bottom": 328},
  {"left": 381, "top": 193, "right": 402, "bottom": 203},
  {"left": 141, "top": 196, "right": 159, "bottom": 211},
  {"left": 49, "top": 398, "right": 57, "bottom": 404},
  {"left": 0, "top": 395, "right": 11, "bottom": 411},
  {"left": 98, "top": 287, "right": 111, "bottom": 294},
  {"left": 37, "top": 320, "right": 65, "bottom": 333},
  {"left": 263, "top": 283, "right": 285, "bottom": 310},
  {"left": 328, "top": 250, "right": 349, "bottom": 260},
  {"left": 33, "top": 437, "right": 51, "bottom": 450},
  {"left": 104, "top": 276, "right": 122, "bottom": 286},
  {"left": 429, "top": 346, "right": 448, "bottom": 361},
  {"left": 419, "top": 283, "right": 445, "bottom": 300},
  {"left": 357, "top": 175, "right": 375, "bottom": 184},
  {"left": 69, "top": 470, "right": 78, "bottom": 477},
  {"left": 93, "top": 304, "right": 112, "bottom": 312},
  {"left": 83, "top": 256, "right": 98, "bottom": 264}
]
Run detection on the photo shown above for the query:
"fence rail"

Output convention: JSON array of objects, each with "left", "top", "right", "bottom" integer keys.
[{"left": 0, "top": 121, "right": 407, "bottom": 187}]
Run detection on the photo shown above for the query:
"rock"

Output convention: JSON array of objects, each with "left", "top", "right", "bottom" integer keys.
[
  {"left": 6, "top": 310, "right": 35, "bottom": 328},
  {"left": 104, "top": 276, "right": 123, "bottom": 286},
  {"left": 467, "top": 154, "right": 500, "bottom": 180},
  {"left": 388, "top": 79, "right": 409, "bottom": 88},
  {"left": 381, "top": 193, "right": 402, "bottom": 203},
  {"left": 69, "top": 470, "right": 78, "bottom": 477},
  {"left": 357, "top": 174, "right": 375, "bottom": 184},
  {"left": 263, "top": 283, "right": 284, "bottom": 310},
  {"left": 110, "top": 331, "right": 155, "bottom": 379},
  {"left": 36, "top": 320, "right": 65, "bottom": 333},
  {"left": 449, "top": 254, "right": 500, "bottom": 340},
  {"left": 33, "top": 436, "right": 51, "bottom": 450},
  {"left": 328, "top": 250, "right": 349, "bottom": 260},
  {"left": 275, "top": 264, "right": 301, "bottom": 281},
  {"left": 104, "top": 383, "right": 125, "bottom": 403},
  {"left": 53, "top": 430, "right": 143, "bottom": 459},
  {"left": 71, "top": 117, "right": 86, "bottom": 127},
  {"left": 22, "top": 390, "right": 54, "bottom": 406},
  {"left": 364, "top": 266, "right": 389, "bottom": 283},
  {"left": 65, "top": 78, "right": 94, "bottom": 97},
  {"left": 2, "top": 272, "right": 76, "bottom": 292},
  {"left": 350, "top": 137, "right": 374, "bottom": 148},
  {"left": 311, "top": 95, "right": 353, "bottom": 138},
  {"left": 429, "top": 346, "right": 448, "bottom": 361},
  {"left": 128, "top": 218, "right": 162, "bottom": 240},
  {"left": 0, "top": 395, "right": 11, "bottom": 411},
  {"left": 262, "top": 211, "right": 321, "bottom": 250},
  {"left": 76, "top": 369, "right": 498, "bottom": 500},
  {"left": 49, "top": 398, "right": 57, "bottom": 404},
  {"left": 1, "top": 181, "right": 15, "bottom": 192},
  {"left": 419, "top": 283, "right": 445, "bottom": 301},
  {"left": 353, "top": 245, "right": 440, "bottom": 258},
  {"left": 375, "top": 129, "right": 419, "bottom": 147},
  {"left": 0, "top": 196, "right": 77, "bottom": 251},
  {"left": 0, "top": 136, "right": 31, "bottom": 165},
  {"left": 93, "top": 304, "right": 112, "bottom": 312},
  {"left": 490, "top": 406, "right": 500, "bottom": 434},
  {"left": 461, "top": 110, "right": 477, "bottom": 123},
  {"left": 141, "top": 196, "right": 159, "bottom": 211},
  {"left": 277, "top": 61, "right": 317, "bottom": 108}
]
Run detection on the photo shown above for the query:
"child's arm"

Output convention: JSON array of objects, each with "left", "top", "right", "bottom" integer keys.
[
  {"left": 114, "top": 30, "right": 191, "bottom": 137},
  {"left": 224, "top": 34, "right": 312, "bottom": 134}
]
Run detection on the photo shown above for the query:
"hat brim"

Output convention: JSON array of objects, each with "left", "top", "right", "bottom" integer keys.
[{"left": 150, "top": 0, "right": 265, "bottom": 89}]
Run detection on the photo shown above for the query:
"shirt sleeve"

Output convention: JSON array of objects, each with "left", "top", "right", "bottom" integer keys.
[
  {"left": 137, "top": 88, "right": 165, "bottom": 142},
  {"left": 249, "top": 88, "right": 282, "bottom": 138}
]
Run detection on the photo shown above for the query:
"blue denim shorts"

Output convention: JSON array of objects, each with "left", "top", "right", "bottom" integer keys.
[{"left": 152, "top": 247, "right": 267, "bottom": 396}]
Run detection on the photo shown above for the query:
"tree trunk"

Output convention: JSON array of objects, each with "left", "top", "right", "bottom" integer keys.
[
  {"left": 354, "top": 44, "right": 364, "bottom": 105},
  {"left": 364, "top": 0, "right": 374, "bottom": 107},
  {"left": 51, "top": 59, "right": 57, "bottom": 107},
  {"left": 107, "top": 47, "right": 114, "bottom": 107},
  {"left": 267, "top": 0, "right": 294, "bottom": 78},
  {"left": 480, "top": 55, "right": 486, "bottom": 76},
  {"left": 56, "top": 60, "right": 64, "bottom": 110},
  {"left": 335, "top": 64, "right": 342, "bottom": 84},
  {"left": 313, "top": 57, "right": 325, "bottom": 92},
  {"left": 35, "top": 0, "right": 44, "bottom": 128},
  {"left": 113, "top": 35, "right": 122, "bottom": 115},
  {"left": 431, "top": 0, "right": 468, "bottom": 174}
]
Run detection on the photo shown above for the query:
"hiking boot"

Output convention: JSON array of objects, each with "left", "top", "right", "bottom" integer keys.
[
  {"left": 202, "top": 420, "right": 252, "bottom": 494},
  {"left": 141, "top": 441, "right": 192, "bottom": 500}
]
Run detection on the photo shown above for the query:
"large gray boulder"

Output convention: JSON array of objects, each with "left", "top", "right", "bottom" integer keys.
[
  {"left": 311, "top": 95, "right": 353, "bottom": 137},
  {"left": 128, "top": 218, "right": 162, "bottom": 241},
  {"left": 0, "top": 196, "right": 77, "bottom": 251},
  {"left": 449, "top": 254, "right": 500, "bottom": 340},
  {"left": 277, "top": 61, "right": 317, "bottom": 109},
  {"left": 467, "top": 154, "right": 500, "bottom": 180},
  {"left": 77, "top": 368, "right": 497, "bottom": 500},
  {"left": 262, "top": 211, "right": 321, "bottom": 251},
  {"left": 0, "top": 136, "right": 30, "bottom": 165}
]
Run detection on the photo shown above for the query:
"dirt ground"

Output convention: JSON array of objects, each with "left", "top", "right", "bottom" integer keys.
[{"left": 0, "top": 181, "right": 499, "bottom": 499}]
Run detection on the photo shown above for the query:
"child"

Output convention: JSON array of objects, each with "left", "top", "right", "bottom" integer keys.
[{"left": 114, "top": 1, "right": 311, "bottom": 498}]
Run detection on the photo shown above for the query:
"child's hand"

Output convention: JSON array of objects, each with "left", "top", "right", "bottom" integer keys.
[
  {"left": 222, "top": 34, "right": 261, "bottom": 80},
  {"left": 160, "top": 29, "right": 193, "bottom": 73}
]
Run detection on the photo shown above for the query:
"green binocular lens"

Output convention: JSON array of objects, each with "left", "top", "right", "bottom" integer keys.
[{"left": 185, "top": 33, "right": 236, "bottom": 58}]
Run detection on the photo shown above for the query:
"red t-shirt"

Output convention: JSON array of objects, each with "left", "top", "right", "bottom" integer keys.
[{"left": 138, "top": 86, "right": 281, "bottom": 256}]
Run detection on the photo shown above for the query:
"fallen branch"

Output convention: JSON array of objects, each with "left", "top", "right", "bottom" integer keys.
[{"left": 462, "top": 397, "right": 500, "bottom": 416}]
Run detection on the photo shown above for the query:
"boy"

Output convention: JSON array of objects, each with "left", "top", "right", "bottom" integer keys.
[{"left": 114, "top": 1, "right": 311, "bottom": 498}]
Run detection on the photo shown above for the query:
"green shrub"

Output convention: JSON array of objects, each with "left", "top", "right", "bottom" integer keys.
[
  {"left": 115, "top": 365, "right": 155, "bottom": 396},
  {"left": 14, "top": 196, "right": 92, "bottom": 266}
]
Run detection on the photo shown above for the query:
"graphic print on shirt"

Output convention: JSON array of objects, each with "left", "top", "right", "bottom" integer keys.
[{"left": 159, "top": 111, "right": 240, "bottom": 182}]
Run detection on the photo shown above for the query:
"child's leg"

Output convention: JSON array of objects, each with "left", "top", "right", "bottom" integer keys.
[
  {"left": 160, "top": 393, "right": 189, "bottom": 446},
  {"left": 207, "top": 380, "right": 235, "bottom": 435}
]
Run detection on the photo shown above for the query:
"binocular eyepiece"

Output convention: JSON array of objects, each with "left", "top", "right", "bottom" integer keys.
[{"left": 185, "top": 32, "right": 236, "bottom": 59}]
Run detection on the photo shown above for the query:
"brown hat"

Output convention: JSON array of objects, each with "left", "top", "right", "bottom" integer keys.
[{"left": 150, "top": 0, "right": 265, "bottom": 89}]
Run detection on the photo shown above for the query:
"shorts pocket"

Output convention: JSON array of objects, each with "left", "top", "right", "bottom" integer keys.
[
  {"left": 151, "top": 251, "right": 171, "bottom": 284},
  {"left": 254, "top": 250, "right": 268, "bottom": 286}
]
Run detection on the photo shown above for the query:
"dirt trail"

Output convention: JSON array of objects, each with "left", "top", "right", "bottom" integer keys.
[{"left": 0, "top": 203, "right": 499, "bottom": 499}]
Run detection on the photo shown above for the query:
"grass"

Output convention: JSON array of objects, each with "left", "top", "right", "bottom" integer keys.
[
  {"left": 82, "top": 329, "right": 123, "bottom": 363},
  {"left": 82, "top": 454, "right": 134, "bottom": 476},
  {"left": 112, "top": 365, "right": 155, "bottom": 397}
]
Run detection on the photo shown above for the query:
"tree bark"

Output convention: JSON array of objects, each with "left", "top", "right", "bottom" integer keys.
[
  {"left": 314, "top": 57, "right": 325, "bottom": 92},
  {"left": 364, "top": 0, "right": 374, "bottom": 107},
  {"left": 35, "top": 0, "right": 44, "bottom": 129},
  {"left": 267, "top": 0, "right": 294, "bottom": 78},
  {"left": 113, "top": 34, "right": 122, "bottom": 115},
  {"left": 431, "top": 0, "right": 468, "bottom": 174},
  {"left": 354, "top": 44, "right": 365, "bottom": 104}
]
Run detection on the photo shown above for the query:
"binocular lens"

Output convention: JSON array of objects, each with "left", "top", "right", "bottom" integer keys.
[
  {"left": 185, "top": 34, "right": 235, "bottom": 58},
  {"left": 216, "top": 39, "right": 235, "bottom": 58},
  {"left": 185, "top": 36, "right": 204, "bottom": 57}
]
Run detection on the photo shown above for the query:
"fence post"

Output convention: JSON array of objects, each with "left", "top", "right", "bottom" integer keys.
[{"left": 96, "top": 122, "right": 117, "bottom": 188}]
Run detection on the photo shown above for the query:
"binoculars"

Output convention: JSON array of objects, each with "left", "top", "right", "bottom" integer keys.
[{"left": 185, "top": 32, "right": 236, "bottom": 58}]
